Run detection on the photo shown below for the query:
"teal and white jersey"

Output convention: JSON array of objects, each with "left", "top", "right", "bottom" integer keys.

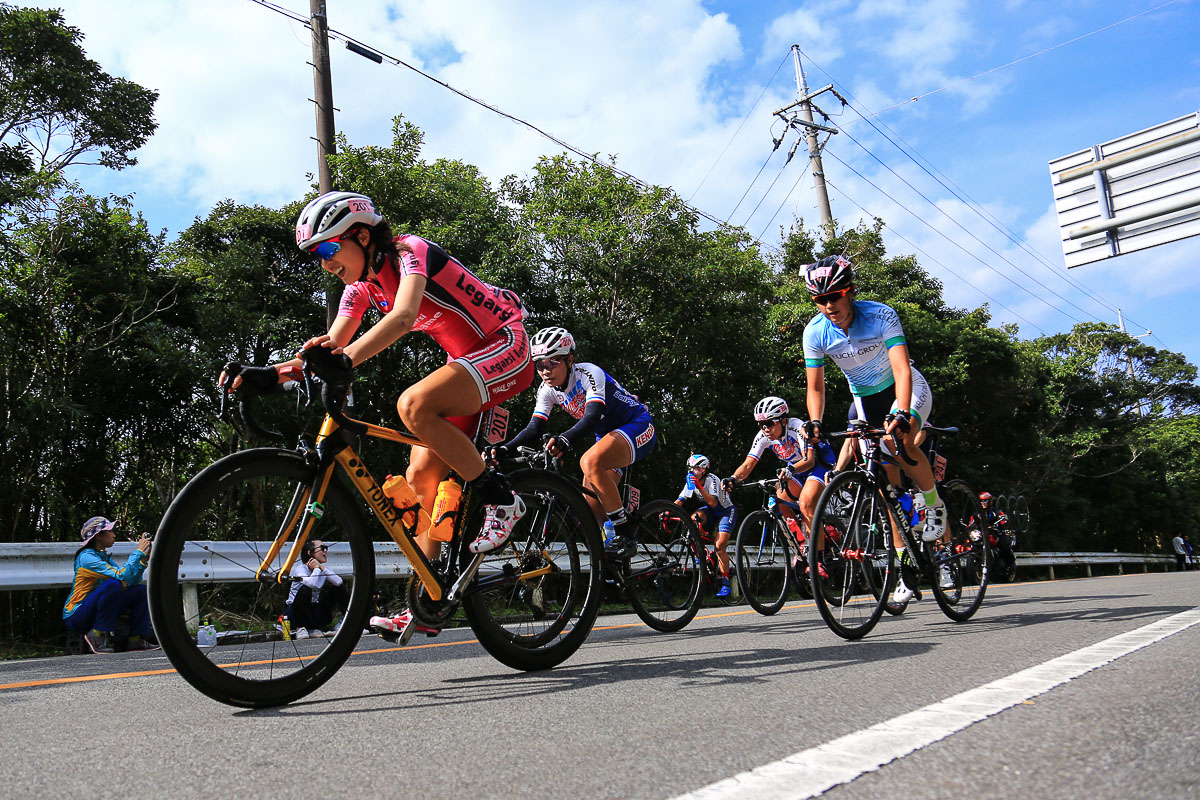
[{"left": 803, "top": 300, "right": 907, "bottom": 397}]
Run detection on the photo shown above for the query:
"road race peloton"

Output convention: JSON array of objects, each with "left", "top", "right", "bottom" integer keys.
[
  {"left": 225, "top": 191, "right": 534, "bottom": 641},
  {"left": 675, "top": 454, "right": 737, "bottom": 597},
  {"left": 800, "top": 254, "right": 951, "bottom": 603},
  {"left": 491, "top": 326, "right": 657, "bottom": 559},
  {"left": 726, "top": 397, "right": 836, "bottom": 557}
]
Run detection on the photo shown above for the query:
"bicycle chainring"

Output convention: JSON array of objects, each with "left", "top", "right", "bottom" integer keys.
[{"left": 406, "top": 574, "right": 458, "bottom": 627}]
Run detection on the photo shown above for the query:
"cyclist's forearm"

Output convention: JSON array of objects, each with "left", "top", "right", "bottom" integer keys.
[
  {"left": 505, "top": 416, "right": 546, "bottom": 450},
  {"left": 558, "top": 402, "right": 603, "bottom": 449},
  {"left": 806, "top": 366, "right": 826, "bottom": 422}
]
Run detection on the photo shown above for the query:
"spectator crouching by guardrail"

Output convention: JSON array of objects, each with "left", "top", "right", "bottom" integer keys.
[
  {"left": 284, "top": 539, "right": 349, "bottom": 639},
  {"left": 62, "top": 516, "right": 159, "bottom": 653}
]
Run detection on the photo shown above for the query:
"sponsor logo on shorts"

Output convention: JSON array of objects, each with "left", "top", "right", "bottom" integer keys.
[{"left": 635, "top": 424, "right": 655, "bottom": 448}]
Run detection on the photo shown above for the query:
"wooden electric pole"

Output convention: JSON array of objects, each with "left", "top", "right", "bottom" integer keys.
[{"left": 309, "top": 0, "right": 339, "bottom": 325}]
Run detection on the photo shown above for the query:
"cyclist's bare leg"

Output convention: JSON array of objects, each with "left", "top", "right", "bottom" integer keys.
[
  {"left": 580, "top": 432, "right": 632, "bottom": 520},
  {"left": 836, "top": 436, "right": 857, "bottom": 471},
  {"left": 714, "top": 528, "right": 731, "bottom": 576},
  {"left": 398, "top": 363, "right": 494, "bottom": 560},
  {"left": 397, "top": 362, "right": 487, "bottom": 481},
  {"left": 800, "top": 477, "right": 824, "bottom": 549},
  {"left": 407, "top": 445, "right": 451, "bottom": 560}
]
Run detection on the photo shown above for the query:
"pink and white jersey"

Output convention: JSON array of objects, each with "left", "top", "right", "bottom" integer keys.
[{"left": 337, "top": 235, "right": 524, "bottom": 358}]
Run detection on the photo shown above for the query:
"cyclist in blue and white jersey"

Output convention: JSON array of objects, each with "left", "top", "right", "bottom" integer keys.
[
  {"left": 801, "top": 254, "right": 950, "bottom": 601},
  {"left": 493, "top": 326, "right": 656, "bottom": 559},
  {"left": 675, "top": 454, "right": 736, "bottom": 597},
  {"left": 725, "top": 397, "right": 836, "bottom": 538}
]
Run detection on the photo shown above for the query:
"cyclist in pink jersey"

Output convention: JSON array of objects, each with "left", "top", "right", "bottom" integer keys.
[{"left": 224, "top": 191, "right": 533, "bottom": 640}]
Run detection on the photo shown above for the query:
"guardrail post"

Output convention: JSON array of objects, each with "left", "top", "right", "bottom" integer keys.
[
  {"left": 1086, "top": 564, "right": 1093, "bottom": 578},
  {"left": 183, "top": 584, "right": 200, "bottom": 634},
  {"left": 1048, "top": 565, "right": 1055, "bottom": 580}
]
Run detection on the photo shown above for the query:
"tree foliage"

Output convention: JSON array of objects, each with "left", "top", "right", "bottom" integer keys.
[
  {"left": 0, "top": 4, "right": 157, "bottom": 214},
  {"left": 2, "top": 9, "right": 1197, "bottom": 653}
]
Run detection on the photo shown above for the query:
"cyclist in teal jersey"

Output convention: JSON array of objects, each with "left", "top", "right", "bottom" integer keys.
[{"left": 800, "top": 254, "right": 949, "bottom": 602}]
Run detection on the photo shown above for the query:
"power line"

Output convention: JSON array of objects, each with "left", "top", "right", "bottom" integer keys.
[
  {"left": 758, "top": 157, "right": 814, "bottom": 242},
  {"left": 822, "top": 146, "right": 1074, "bottom": 328},
  {"left": 833, "top": 124, "right": 1098, "bottom": 324},
  {"left": 825, "top": 178, "right": 1047, "bottom": 334},
  {"left": 727, "top": 146, "right": 780, "bottom": 225},
  {"left": 247, "top": 0, "right": 744, "bottom": 235},
  {"left": 689, "top": 52, "right": 791, "bottom": 203},
  {"left": 795, "top": 46, "right": 1163, "bottom": 341}
]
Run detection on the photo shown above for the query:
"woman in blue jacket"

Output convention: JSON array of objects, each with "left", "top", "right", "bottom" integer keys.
[{"left": 62, "top": 516, "right": 157, "bottom": 653}]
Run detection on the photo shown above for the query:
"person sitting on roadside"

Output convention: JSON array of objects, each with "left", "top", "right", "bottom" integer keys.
[
  {"left": 285, "top": 539, "right": 351, "bottom": 639},
  {"left": 62, "top": 516, "right": 159, "bottom": 653}
]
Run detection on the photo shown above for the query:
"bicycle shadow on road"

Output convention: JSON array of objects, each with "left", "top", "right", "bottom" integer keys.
[{"left": 243, "top": 625, "right": 933, "bottom": 718}]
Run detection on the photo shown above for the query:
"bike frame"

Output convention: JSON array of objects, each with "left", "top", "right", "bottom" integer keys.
[{"left": 252, "top": 411, "right": 555, "bottom": 605}]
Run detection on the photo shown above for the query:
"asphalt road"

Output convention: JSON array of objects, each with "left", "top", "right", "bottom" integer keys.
[{"left": 2, "top": 571, "right": 1198, "bottom": 799}]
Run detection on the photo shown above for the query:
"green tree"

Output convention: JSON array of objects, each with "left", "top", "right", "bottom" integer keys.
[
  {"left": 0, "top": 4, "right": 157, "bottom": 214},
  {"left": 503, "top": 155, "right": 777, "bottom": 490}
]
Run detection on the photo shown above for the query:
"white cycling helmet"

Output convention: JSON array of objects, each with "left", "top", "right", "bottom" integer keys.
[
  {"left": 530, "top": 326, "right": 576, "bottom": 359},
  {"left": 687, "top": 454, "right": 710, "bottom": 470},
  {"left": 753, "top": 396, "right": 789, "bottom": 422},
  {"left": 295, "top": 191, "right": 383, "bottom": 251}
]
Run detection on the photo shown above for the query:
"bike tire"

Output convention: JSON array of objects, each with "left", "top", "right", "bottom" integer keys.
[
  {"left": 624, "top": 500, "right": 705, "bottom": 632},
  {"left": 1014, "top": 494, "right": 1030, "bottom": 534},
  {"left": 734, "top": 510, "right": 791, "bottom": 616},
  {"left": 148, "top": 448, "right": 374, "bottom": 709},
  {"left": 931, "top": 479, "right": 990, "bottom": 622},
  {"left": 809, "top": 471, "right": 894, "bottom": 640},
  {"left": 460, "top": 469, "right": 602, "bottom": 669}
]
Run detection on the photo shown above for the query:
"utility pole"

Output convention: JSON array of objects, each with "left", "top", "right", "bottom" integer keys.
[
  {"left": 310, "top": 0, "right": 335, "bottom": 194},
  {"left": 309, "top": 0, "right": 338, "bottom": 325},
  {"left": 792, "top": 45, "right": 833, "bottom": 235},
  {"left": 1118, "top": 308, "right": 1152, "bottom": 416},
  {"left": 773, "top": 45, "right": 841, "bottom": 239}
]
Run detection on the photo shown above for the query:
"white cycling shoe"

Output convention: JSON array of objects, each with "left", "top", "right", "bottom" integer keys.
[
  {"left": 938, "top": 563, "right": 956, "bottom": 590},
  {"left": 470, "top": 493, "right": 527, "bottom": 553},
  {"left": 890, "top": 579, "right": 915, "bottom": 605},
  {"left": 921, "top": 502, "right": 947, "bottom": 542}
]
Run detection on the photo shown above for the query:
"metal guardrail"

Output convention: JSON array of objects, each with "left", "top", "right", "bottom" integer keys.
[
  {"left": 0, "top": 541, "right": 414, "bottom": 591},
  {"left": 0, "top": 544, "right": 1180, "bottom": 591}
]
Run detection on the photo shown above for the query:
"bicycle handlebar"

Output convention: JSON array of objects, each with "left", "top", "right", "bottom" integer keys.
[
  {"left": 219, "top": 346, "right": 368, "bottom": 442},
  {"left": 219, "top": 361, "right": 289, "bottom": 441}
]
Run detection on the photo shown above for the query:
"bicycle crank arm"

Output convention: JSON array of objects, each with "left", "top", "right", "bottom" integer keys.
[{"left": 445, "top": 552, "right": 487, "bottom": 602}]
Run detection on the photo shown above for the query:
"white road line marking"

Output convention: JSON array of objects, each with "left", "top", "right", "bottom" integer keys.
[{"left": 673, "top": 606, "right": 1200, "bottom": 800}]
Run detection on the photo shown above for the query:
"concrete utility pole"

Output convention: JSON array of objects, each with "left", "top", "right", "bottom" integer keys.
[
  {"left": 773, "top": 45, "right": 840, "bottom": 239},
  {"left": 1117, "top": 308, "right": 1152, "bottom": 416},
  {"left": 792, "top": 45, "right": 834, "bottom": 235},
  {"left": 309, "top": 0, "right": 338, "bottom": 325}
]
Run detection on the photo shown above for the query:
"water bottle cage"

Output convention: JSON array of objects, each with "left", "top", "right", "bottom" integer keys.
[{"left": 395, "top": 502, "right": 423, "bottom": 534}]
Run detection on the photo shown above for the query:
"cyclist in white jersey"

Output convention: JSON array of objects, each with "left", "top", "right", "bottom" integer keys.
[
  {"left": 675, "top": 454, "right": 736, "bottom": 597},
  {"left": 725, "top": 397, "right": 836, "bottom": 537},
  {"left": 491, "top": 327, "right": 656, "bottom": 559},
  {"left": 801, "top": 254, "right": 950, "bottom": 601}
]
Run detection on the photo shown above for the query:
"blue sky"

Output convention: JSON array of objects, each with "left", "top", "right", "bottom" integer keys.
[{"left": 28, "top": 0, "right": 1200, "bottom": 370}]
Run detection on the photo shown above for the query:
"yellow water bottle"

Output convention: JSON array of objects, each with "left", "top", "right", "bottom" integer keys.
[
  {"left": 429, "top": 479, "right": 463, "bottom": 542},
  {"left": 382, "top": 474, "right": 431, "bottom": 537}
]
